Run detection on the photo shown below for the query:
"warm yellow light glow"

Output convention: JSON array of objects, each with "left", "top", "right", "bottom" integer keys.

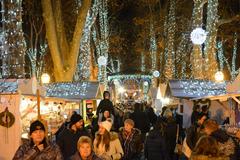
[
  {"left": 41, "top": 73, "right": 50, "bottom": 84},
  {"left": 215, "top": 71, "right": 224, "bottom": 82},
  {"left": 118, "top": 87, "right": 125, "bottom": 93}
]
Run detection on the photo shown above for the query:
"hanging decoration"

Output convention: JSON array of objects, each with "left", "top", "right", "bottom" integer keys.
[
  {"left": 0, "top": 107, "right": 15, "bottom": 128},
  {"left": 190, "top": 28, "right": 207, "bottom": 45},
  {"left": 215, "top": 71, "right": 224, "bottom": 82},
  {"left": 153, "top": 70, "right": 160, "bottom": 78},
  {"left": 97, "top": 56, "right": 107, "bottom": 66}
]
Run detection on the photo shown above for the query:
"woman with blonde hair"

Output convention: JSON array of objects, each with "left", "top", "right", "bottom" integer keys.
[
  {"left": 93, "top": 119, "right": 123, "bottom": 160},
  {"left": 71, "top": 136, "right": 101, "bottom": 160},
  {"left": 190, "top": 136, "right": 229, "bottom": 160}
]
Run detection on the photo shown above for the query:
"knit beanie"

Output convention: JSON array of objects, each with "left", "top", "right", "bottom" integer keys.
[
  {"left": 99, "top": 118, "right": 112, "bottom": 132},
  {"left": 70, "top": 114, "right": 83, "bottom": 125},
  {"left": 30, "top": 120, "right": 45, "bottom": 135}
]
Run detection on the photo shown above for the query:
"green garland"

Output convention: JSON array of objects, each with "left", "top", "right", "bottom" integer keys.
[{"left": 0, "top": 107, "right": 15, "bottom": 128}]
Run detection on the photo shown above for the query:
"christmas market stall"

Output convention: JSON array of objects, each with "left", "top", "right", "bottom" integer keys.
[
  {"left": 0, "top": 79, "right": 36, "bottom": 160},
  {"left": 165, "top": 80, "right": 227, "bottom": 128},
  {"left": 44, "top": 81, "right": 102, "bottom": 125}
]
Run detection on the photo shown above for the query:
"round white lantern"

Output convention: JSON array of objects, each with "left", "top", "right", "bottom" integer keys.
[
  {"left": 153, "top": 70, "right": 160, "bottom": 78},
  {"left": 190, "top": 28, "right": 207, "bottom": 45},
  {"left": 215, "top": 71, "right": 224, "bottom": 82},
  {"left": 97, "top": 56, "right": 107, "bottom": 66},
  {"left": 143, "top": 81, "right": 148, "bottom": 86},
  {"left": 41, "top": 73, "right": 50, "bottom": 84}
]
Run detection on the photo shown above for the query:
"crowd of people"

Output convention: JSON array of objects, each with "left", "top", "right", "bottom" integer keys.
[{"left": 12, "top": 91, "right": 240, "bottom": 160}]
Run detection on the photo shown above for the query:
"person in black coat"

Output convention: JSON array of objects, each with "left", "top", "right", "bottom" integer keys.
[
  {"left": 57, "top": 114, "right": 90, "bottom": 160},
  {"left": 191, "top": 105, "right": 201, "bottom": 125},
  {"left": 96, "top": 91, "right": 114, "bottom": 116},
  {"left": 129, "top": 103, "right": 150, "bottom": 142},
  {"left": 145, "top": 104, "right": 157, "bottom": 127},
  {"left": 186, "top": 114, "right": 206, "bottom": 150},
  {"left": 163, "top": 109, "right": 178, "bottom": 160},
  {"left": 144, "top": 118, "right": 170, "bottom": 160}
]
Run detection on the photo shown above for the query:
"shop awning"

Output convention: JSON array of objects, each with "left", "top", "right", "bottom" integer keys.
[
  {"left": 45, "top": 81, "right": 102, "bottom": 100},
  {"left": 0, "top": 79, "right": 18, "bottom": 94},
  {"left": 165, "top": 80, "right": 226, "bottom": 99}
]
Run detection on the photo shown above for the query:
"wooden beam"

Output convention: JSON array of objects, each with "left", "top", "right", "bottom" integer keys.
[{"left": 231, "top": 96, "right": 240, "bottom": 105}]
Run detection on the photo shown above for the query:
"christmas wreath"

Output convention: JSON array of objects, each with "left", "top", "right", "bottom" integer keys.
[{"left": 0, "top": 107, "right": 15, "bottom": 128}]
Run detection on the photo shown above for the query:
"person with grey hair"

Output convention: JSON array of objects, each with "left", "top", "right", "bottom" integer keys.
[{"left": 118, "top": 119, "right": 142, "bottom": 160}]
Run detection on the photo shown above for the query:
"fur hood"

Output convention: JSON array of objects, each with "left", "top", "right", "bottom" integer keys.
[{"left": 190, "top": 155, "right": 229, "bottom": 160}]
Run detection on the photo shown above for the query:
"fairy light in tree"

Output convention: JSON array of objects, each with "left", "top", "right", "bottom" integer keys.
[
  {"left": 150, "top": 23, "right": 157, "bottom": 71},
  {"left": 217, "top": 41, "right": 224, "bottom": 71},
  {"left": 164, "top": 0, "right": 176, "bottom": 80},
  {"left": 231, "top": 32, "right": 238, "bottom": 80},
  {"left": 2, "top": 0, "right": 26, "bottom": 78},
  {"left": 176, "top": 33, "right": 188, "bottom": 79},
  {"left": 141, "top": 52, "right": 146, "bottom": 72},
  {"left": 76, "top": 0, "right": 99, "bottom": 81},
  {"left": 204, "top": 0, "right": 219, "bottom": 80},
  {"left": 191, "top": 0, "right": 207, "bottom": 80}
]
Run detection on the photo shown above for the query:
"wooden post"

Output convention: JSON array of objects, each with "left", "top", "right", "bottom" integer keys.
[{"left": 37, "top": 88, "right": 41, "bottom": 119}]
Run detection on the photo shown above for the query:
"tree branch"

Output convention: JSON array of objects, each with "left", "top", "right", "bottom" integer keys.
[{"left": 218, "top": 14, "right": 240, "bottom": 27}]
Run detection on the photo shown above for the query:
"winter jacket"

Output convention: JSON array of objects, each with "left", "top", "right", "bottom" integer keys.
[
  {"left": 129, "top": 110, "right": 150, "bottom": 134},
  {"left": 190, "top": 155, "right": 229, "bottom": 160},
  {"left": 70, "top": 152, "right": 102, "bottom": 160},
  {"left": 144, "top": 129, "right": 170, "bottom": 160},
  {"left": 57, "top": 127, "right": 90, "bottom": 160},
  {"left": 210, "top": 129, "right": 236, "bottom": 159},
  {"left": 93, "top": 132, "right": 124, "bottom": 160},
  {"left": 186, "top": 124, "right": 203, "bottom": 150},
  {"left": 164, "top": 118, "right": 178, "bottom": 159},
  {"left": 96, "top": 99, "right": 114, "bottom": 116},
  {"left": 13, "top": 139, "right": 63, "bottom": 160},
  {"left": 118, "top": 127, "right": 142, "bottom": 160}
]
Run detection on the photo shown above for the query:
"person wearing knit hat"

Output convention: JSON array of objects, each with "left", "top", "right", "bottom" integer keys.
[
  {"left": 30, "top": 120, "right": 46, "bottom": 135},
  {"left": 99, "top": 118, "right": 113, "bottom": 133},
  {"left": 93, "top": 119, "right": 124, "bottom": 160},
  {"left": 57, "top": 114, "right": 90, "bottom": 160},
  {"left": 13, "top": 119, "right": 63, "bottom": 160}
]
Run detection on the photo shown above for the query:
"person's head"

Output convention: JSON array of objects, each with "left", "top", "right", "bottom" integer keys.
[
  {"left": 192, "top": 136, "right": 219, "bottom": 157},
  {"left": 163, "top": 108, "right": 173, "bottom": 119},
  {"left": 161, "top": 106, "right": 167, "bottom": 116},
  {"left": 203, "top": 119, "right": 219, "bottom": 135},
  {"left": 193, "top": 105, "right": 201, "bottom": 112},
  {"left": 103, "top": 91, "right": 110, "bottom": 99},
  {"left": 153, "top": 118, "right": 166, "bottom": 135},
  {"left": 103, "top": 110, "right": 110, "bottom": 119},
  {"left": 124, "top": 119, "right": 135, "bottom": 133},
  {"left": 30, "top": 120, "right": 46, "bottom": 145},
  {"left": 77, "top": 136, "right": 92, "bottom": 159},
  {"left": 70, "top": 114, "right": 84, "bottom": 129},
  {"left": 134, "top": 103, "right": 141, "bottom": 111},
  {"left": 201, "top": 105, "right": 209, "bottom": 113},
  {"left": 98, "top": 119, "right": 112, "bottom": 135},
  {"left": 97, "top": 119, "right": 112, "bottom": 151}
]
